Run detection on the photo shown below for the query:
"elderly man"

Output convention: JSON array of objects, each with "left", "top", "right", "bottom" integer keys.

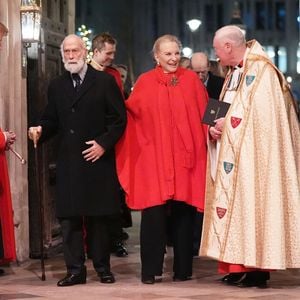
[
  {"left": 28, "top": 34, "right": 126, "bottom": 286},
  {"left": 191, "top": 52, "right": 224, "bottom": 99},
  {"left": 0, "top": 21, "right": 17, "bottom": 276},
  {"left": 200, "top": 25, "right": 300, "bottom": 288}
]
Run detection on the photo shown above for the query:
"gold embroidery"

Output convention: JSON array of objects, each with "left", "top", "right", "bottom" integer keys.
[{"left": 226, "top": 70, "right": 242, "bottom": 91}]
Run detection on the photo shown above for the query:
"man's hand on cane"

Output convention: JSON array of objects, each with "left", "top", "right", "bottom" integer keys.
[{"left": 28, "top": 126, "right": 42, "bottom": 148}]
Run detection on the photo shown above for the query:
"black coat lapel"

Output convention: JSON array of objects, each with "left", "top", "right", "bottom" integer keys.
[
  {"left": 62, "top": 72, "right": 76, "bottom": 101},
  {"left": 71, "top": 65, "right": 97, "bottom": 107}
]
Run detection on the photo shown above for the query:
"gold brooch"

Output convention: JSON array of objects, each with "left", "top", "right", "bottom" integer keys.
[{"left": 170, "top": 76, "right": 179, "bottom": 86}]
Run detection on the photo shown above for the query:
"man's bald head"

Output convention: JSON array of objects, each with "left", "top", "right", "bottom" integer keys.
[
  {"left": 214, "top": 25, "right": 246, "bottom": 47},
  {"left": 213, "top": 25, "right": 246, "bottom": 67},
  {"left": 191, "top": 52, "right": 210, "bottom": 83}
]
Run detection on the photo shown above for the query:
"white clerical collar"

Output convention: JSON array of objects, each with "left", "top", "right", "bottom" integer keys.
[{"left": 90, "top": 58, "right": 105, "bottom": 71}]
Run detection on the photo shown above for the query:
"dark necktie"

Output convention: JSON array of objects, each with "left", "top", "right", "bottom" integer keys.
[{"left": 72, "top": 73, "right": 81, "bottom": 92}]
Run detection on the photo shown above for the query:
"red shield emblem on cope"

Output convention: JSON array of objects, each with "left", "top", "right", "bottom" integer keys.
[
  {"left": 216, "top": 207, "right": 227, "bottom": 219},
  {"left": 231, "top": 117, "right": 242, "bottom": 128}
]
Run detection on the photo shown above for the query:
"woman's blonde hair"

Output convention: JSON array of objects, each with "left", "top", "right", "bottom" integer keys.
[{"left": 152, "top": 34, "right": 182, "bottom": 57}]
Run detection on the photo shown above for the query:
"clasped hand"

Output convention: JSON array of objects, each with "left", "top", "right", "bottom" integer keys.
[
  {"left": 82, "top": 140, "right": 105, "bottom": 162},
  {"left": 4, "top": 130, "right": 16, "bottom": 150}
]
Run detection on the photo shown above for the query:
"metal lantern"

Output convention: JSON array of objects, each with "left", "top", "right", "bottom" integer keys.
[{"left": 20, "top": 0, "right": 42, "bottom": 44}]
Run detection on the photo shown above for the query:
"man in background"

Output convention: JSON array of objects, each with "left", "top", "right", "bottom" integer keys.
[
  {"left": 179, "top": 56, "right": 191, "bottom": 69},
  {"left": 191, "top": 52, "right": 224, "bottom": 99},
  {"left": 116, "top": 64, "right": 131, "bottom": 99},
  {"left": 90, "top": 32, "right": 129, "bottom": 257},
  {"left": 90, "top": 32, "right": 123, "bottom": 93}
]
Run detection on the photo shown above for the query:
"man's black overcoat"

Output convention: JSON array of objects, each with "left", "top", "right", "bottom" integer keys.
[
  {"left": 206, "top": 72, "right": 224, "bottom": 99},
  {"left": 39, "top": 65, "right": 127, "bottom": 217}
]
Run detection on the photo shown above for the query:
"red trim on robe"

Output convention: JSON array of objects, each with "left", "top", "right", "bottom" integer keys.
[
  {"left": 105, "top": 66, "right": 124, "bottom": 95},
  {"left": 218, "top": 262, "right": 273, "bottom": 274}
]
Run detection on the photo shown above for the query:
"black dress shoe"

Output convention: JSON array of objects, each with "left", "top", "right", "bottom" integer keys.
[
  {"left": 114, "top": 242, "right": 128, "bottom": 257},
  {"left": 0, "top": 269, "right": 5, "bottom": 276},
  {"left": 237, "top": 271, "right": 269, "bottom": 288},
  {"left": 237, "top": 277, "right": 268, "bottom": 288},
  {"left": 98, "top": 271, "right": 115, "bottom": 283},
  {"left": 57, "top": 272, "right": 86, "bottom": 287},
  {"left": 221, "top": 272, "right": 245, "bottom": 285},
  {"left": 141, "top": 275, "right": 155, "bottom": 284}
]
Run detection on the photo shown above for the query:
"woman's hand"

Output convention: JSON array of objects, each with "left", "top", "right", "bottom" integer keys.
[{"left": 4, "top": 130, "right": 16, "bottom": 149}]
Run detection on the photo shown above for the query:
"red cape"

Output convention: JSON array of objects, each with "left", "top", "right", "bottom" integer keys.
[
  {"left": 105, "top": 66, "right": 124, "bottom": 95},
  {"left": 116, "top": 66, "right": 208, "bottom": 210},
  {"left": 0, "top": 130, "right": 16, "bottom": 263}
]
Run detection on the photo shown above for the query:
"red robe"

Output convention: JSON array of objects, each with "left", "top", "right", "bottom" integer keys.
[
  {"left": 0, "top": 130, "right": 16, "bottom": 263},
  {"left": 218, "top": 262, "right": 269, "bottom": 274},
  {"left": 105, "top": 66, "right": 124, "bottom": 95},
  {"left": 116, "top": 66, "right": 208, "bottom": 210}
]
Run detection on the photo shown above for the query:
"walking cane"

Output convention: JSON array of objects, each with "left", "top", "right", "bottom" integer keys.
[
  {"left": 8, "top": 146, "right": 26, "bottom": 164},
  {"left": 32, "top": 133, "right": 46, "bottom": 281}
]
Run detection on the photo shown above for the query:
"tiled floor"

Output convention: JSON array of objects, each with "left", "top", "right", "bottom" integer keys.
[{"left": 1, "top": 212, "right": 300, "bottom": 299}]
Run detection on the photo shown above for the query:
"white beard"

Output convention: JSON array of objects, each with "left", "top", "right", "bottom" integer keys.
[{"left": 64, "top": 58, "right": 85, "bottom": 74}]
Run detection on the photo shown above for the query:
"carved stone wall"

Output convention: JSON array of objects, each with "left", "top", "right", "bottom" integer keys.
[{"left": 0, "top": 0, "right": 29, "bottom": 262}]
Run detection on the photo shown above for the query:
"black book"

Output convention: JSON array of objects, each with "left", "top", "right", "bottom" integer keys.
[{"left": 202, "top": 98, "right": 231, "bottom": 126}]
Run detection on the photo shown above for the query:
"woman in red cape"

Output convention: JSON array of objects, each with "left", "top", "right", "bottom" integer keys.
[{"left": 116, "top": 34, "right": 208, "bottom": 284}]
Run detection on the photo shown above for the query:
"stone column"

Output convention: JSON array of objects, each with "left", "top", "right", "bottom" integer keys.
[{"left": 0, "top": 0, "right": 29, "bottom": 262}]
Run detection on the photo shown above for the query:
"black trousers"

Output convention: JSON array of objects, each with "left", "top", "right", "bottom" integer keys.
[
  {"left": 109, "top": 188, "right": 132, "bottom": 247},
  {"left": 108, "top": 214, "right": 123, "bottom": 247},
  {"left": 140, "top": 201, "right": 195, "bottom": 278},
  {"left": 193, "top": 211, "right": 204, "bottom": 255},
  {"left": 59, "top": 216, "right": 112, "bottom": 275}
]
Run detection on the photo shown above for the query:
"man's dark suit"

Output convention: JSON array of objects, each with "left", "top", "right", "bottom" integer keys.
[
  {"left": 39, "top": 64, "right": 126, "bottom": 274},
  {"left": 206, "top": 72, "right": 224, "bottom": 99}
]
